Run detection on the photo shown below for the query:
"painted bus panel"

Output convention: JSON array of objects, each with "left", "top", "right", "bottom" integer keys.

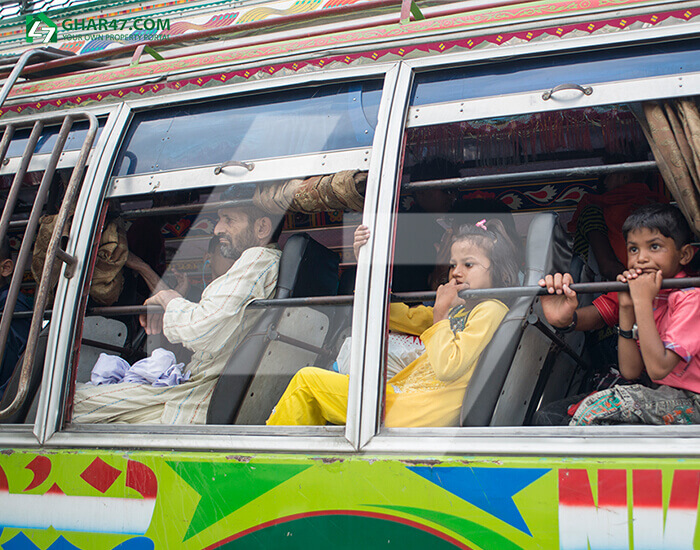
[{"left": 0, "top": 450, "right": 698, "bottom": 549}]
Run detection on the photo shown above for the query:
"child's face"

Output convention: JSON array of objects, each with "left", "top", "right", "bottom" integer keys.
[
  {"left": 0, "top": 257, "right": 13, "bottom": 281},
  {"left": 625, "top": 227, "right": 693, "bottom": 278},
  {"left": 448, "top": 239, "right": 493, "bottom": 290}
]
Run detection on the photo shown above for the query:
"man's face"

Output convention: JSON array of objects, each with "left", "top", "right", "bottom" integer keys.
[{"left": 214, "top": 208, "right": 258, "bottom": 262}]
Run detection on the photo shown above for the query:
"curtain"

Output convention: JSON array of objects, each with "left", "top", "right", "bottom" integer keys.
[{"left": 635, "top": 99, "right": 700, "bottom": 233}]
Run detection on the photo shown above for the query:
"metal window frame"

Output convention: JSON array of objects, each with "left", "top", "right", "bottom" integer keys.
[
  {"left": 0, "top": 149, "right": 95, "bottom": 175},
  {"left": 407, "top": 70, "right": 700, "bottom": 128},
  {"left": 39, "top": 62, "right": 402, "bottom": 453},
  {"left": 104, "top": 63, "right": 395, "bottom": 198},
  {"left": 355, "top": 29, "right": 700, "bottom": 456},
  {"left": 108, "top": 148, "right": 372, "bottom": 198}
]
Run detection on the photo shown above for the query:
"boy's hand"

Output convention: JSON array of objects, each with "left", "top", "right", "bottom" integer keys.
[
  {"left": 615, "top": 269, "right": 641, "bottom": 309},
  {"left": 628, "top": 269, "right": 663, "bottom": 305},
  {"left": 433, "top": 279, "right": 467, "bottom": 323},
  {"left": 353, "top": 225, "right": 370, "bottom": 261},
  {"left": 538, "top": 273, "right": 579, "bottom": 328}
]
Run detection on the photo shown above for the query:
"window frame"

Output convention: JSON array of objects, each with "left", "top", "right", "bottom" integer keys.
[
  {"left": 39, "top": 62, "right": 402, "bottom": 453},
  {"left": 357, "top": 31, "right": 700, "bottom": 456}
]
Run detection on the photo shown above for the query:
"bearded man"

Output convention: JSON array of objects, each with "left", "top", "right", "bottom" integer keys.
[{"left": 73, "top": 185, "right": 283, "bottom": 424}]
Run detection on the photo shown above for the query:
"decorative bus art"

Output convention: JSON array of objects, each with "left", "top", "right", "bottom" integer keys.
[{"left": 1, "top": 0, "right": 700, "bottom": 548}]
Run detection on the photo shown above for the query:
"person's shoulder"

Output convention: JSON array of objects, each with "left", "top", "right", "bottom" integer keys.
[{"left": 238, "top": 245, "right": 282, "bottom": 264}]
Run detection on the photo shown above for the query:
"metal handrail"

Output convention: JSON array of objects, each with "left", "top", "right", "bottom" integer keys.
[
  {"left": 455, "top": 277, "right": 700, "bottom": 301},
  {"left": 0, "top": 121, "right": 42, "bottom": 247},
  {"left": 0, "top": 111, "right": 98, "bottom": 420},
  {"left": 38, "top": 277, "right": 700, "bottom": 319},
  {"left": 0, "top": 49, "right": 69, "bottom": 108},
  {"left": 402, "top": 161, "right": 658, "bottom": 192},
  {"left": 91, "top": 161, "right": 659, "bottom": 221}
]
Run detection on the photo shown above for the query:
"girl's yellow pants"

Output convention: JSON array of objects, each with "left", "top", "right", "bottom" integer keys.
[{"left": 266, "top": 366, "right": 350, "bottom": 425}]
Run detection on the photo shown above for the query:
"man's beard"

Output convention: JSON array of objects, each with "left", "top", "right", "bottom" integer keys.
[{"left": 218, "top": 224, "right": 257, "bottom": 261}]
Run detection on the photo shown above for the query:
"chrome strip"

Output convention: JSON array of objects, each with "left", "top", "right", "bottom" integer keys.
[
  {"left": 122, "top": 63, "right": 396, "bottom": 112},
  {"left": 108, "top": 148, "right": 372, "bottom": 198},
  {"left": 407, "top": 71, "right": 700, "bottom": 128},
  {"left": 40, "top": 104, "right": 131, "bottom": 443},
  {"left": 44, "top": 429, "right": 356, "bottom": 453},
  {"left": 0, "top": 150, "right": 95, "bottom": 175},
  {"left": 362, "top": 427, "right": 700, "bottom": 457},
  {"left": 345, "top": 63, "right": 401, "bottom": 449},
  {"left": 358, "top": 63, "right": 414, "bottom": 449}
]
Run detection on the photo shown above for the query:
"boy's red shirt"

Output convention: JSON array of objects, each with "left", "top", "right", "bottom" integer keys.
[{"left": 591, "top": 270, "right": 700, "bottom": 393}]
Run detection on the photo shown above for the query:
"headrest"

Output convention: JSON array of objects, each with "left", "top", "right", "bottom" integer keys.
[{"left": 276, "top": 233, "right": 339, "bottom": 299}]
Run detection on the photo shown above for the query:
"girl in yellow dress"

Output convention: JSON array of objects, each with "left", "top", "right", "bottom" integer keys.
[{"left": 267, "top": 219, "right": 520, "bottom": 427}]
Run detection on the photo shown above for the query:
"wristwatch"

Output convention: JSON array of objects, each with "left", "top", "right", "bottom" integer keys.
[{"left": 616, "top": 323, "right": 638, "bottom": 340}]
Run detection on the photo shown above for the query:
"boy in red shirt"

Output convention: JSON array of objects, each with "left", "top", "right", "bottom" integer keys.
[{"left": 536, "top": 203, "right": 700, "bottom": 425}]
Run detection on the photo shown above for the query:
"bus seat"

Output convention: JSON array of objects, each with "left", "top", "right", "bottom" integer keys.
[
  {"left": 461, "top": 213, "right": 571, "bottom": 427},
  {"left": 0, "top": 325, "right": 50, "bottom": 424},
  {"left": 206, "top": 233, "right": 340, "bottom": 425},
  {"left": 76, "top": 317, "right": 128, "bottom": 383}
]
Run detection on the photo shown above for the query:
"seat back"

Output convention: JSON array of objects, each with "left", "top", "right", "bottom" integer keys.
[
  {"left": 461, "top": 213, "right": 570, "bottom": 426},
  {"left": 206, "top": 233, "right": 339, "bottom": 424},
  {"left": 0, "top": 325, "right": 50, "bottom": 424}
]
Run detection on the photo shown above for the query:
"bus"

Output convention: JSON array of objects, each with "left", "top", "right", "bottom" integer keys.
[{"left": 1, "top": 0, "right": 700, "bottom": 548}]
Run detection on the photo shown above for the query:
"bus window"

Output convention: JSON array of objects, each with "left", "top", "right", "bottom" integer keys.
[
  {"left": 112, "top": 81, "right": 381, "bottom": 177},
  {"left": 58, "top": 69, "right": 389, "bottom": 429},
  {"left": 54, "top": 73, "right": 393, "bottom": 430},
  {"left": 379, "top": 95, "right": 693, "bottom": 429},
  {"left": 65, "top": 171, "right": 368, "bottom": 426}
]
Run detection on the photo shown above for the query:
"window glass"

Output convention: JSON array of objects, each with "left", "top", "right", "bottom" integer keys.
[
  {"left": 380, "top": 91, "right": 698, "bottom": 429},
  {"left": 113, "top": 81, "right": 382, "bottom": 177},
  {"left": 67, "top": 172, "right": 367, "bottom": 427},
  {"left": 411, "top": 39, "right": 700, "bottom": 106},
  {"left": 5, "top": 120, "right": 105, "bottom": 158}
]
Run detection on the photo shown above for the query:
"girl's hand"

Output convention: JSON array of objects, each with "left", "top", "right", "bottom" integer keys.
[
  {"left": 433, "top": 279, "right": 467, "bottom": 323},
  {"left": 353, "top": 225, "right": 370, "bottom": 260},
  {"left": 628, "top": 269, "right": 663, "bottom": 305},
  {"left": 615, "top": 269, "right": 640, "bottom": 309}
]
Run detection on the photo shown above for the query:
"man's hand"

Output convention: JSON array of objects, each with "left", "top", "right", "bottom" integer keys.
[
  {"left": 139, "top": 289, "right": 181, "bottom": 335},
  {"left": 353, "top": 225, "right": 370, "bottom": 260},
  {"left": 172, "top": 269, "right": 189, "bottom": 296},
  {"left": 433, "top": 279, "right": 467, "bottom": 323},
  {"left": 538, "top": 273, "right": 579, "bottom": 328},
  {"left": 628, "top": 269, "right": 663, "bottom": 305}
]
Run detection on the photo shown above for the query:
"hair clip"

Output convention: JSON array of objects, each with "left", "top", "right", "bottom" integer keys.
[{"left": 475, "top": 219, "right": 488, "bottom": 231}]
